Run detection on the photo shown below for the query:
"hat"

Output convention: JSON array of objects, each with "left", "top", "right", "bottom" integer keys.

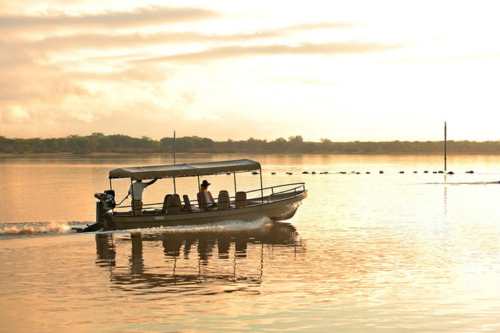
[{"left": 201, "top": 180, "right": 211, "bottom": 187}]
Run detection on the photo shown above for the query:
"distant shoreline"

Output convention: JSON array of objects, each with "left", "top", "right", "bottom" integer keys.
[
  {"left": 2, "top": 133, "right": 500, "bottom": 155},
  {"left": 3, "top": 151, "right": 500, "bottom": 158}
]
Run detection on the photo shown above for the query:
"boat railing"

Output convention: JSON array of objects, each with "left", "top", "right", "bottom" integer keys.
[
  {"left": 114, "top": 182, "right": 305, "bottom": 212},
  {"left": 245, "top": 182, "right": 305, "bottom": 197}
]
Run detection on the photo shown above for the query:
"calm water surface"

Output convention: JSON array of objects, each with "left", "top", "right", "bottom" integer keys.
[{"left": 2, "top": 154, "right": 500, "bottom": 332}]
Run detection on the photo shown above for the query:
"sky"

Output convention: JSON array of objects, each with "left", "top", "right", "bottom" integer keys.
[{"left": 1, "top": 0, "right": 500, "bottom": 141}]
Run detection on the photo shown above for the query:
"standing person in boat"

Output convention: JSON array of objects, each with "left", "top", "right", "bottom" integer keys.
[
  {"left": 199, "top": 179, "right": 216, "bottom": 209},
  {"left": 129, "top": 178, "right": 158, "bottom": 215}
]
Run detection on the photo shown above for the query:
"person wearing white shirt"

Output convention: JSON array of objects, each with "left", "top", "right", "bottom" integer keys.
[
  {"left": 200, "top": 179, "right": 216, "bottom": 209},
  {"left": 129, "top": 178, "right": 158, "bottom": 215}
]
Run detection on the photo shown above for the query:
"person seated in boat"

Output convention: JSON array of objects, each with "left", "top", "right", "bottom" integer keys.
[
  {"left": 128, "top": 178, "right": 158, "bottom": 215},
  {"left": 198, "top": 179, "right": 216, "bottom": 209}
]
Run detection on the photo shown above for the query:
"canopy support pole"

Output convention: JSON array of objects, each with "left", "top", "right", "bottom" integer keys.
[
  {"left": 130, "top": 178, "right": 135, "bottom": 216},
  {"left": 109, "top": 179, "right": 113, "bottom": 190},
  {"left": 233, "top": 172, "right": 237, "bottom": 195},
  {"left": 259, "top": 168, "right": 264, "bottom": 203},
  {"left": 173, "top": 177, "right": 177, "bottom": 194},
  {"left": 197, "top": 176, "right": 201, "bottom": 192}
]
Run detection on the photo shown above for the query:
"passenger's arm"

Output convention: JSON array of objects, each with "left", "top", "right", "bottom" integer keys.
[
  {"left": 145, "top": 178, "right": 159, "bottom": 187},
  {"left": 208, "top": 191, "right": 215, "bottom": 204}
]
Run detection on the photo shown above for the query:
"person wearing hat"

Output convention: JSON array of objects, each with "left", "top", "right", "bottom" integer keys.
[{"left": 200, "top": 179, "right": 216, "bottom": 208}]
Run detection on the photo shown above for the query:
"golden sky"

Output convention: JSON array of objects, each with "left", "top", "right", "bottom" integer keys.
[{"left": 1, "top": 0, "right": 500, "bottom": 141}]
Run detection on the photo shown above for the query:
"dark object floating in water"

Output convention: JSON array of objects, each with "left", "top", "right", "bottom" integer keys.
[
  {"left": 424, "top": 171, "right": 429, "bottom": 173},
  {"left": 466, "top": 170, "right": 474, "bottom": 174},
  {"left": 271, "top": 172, "right": 276, "bottom": 175},
  {"left": 311, "top": 171, "right": 316, "bottom": 175},
  {"left": 366, "top": 171, "right": 371, "bottom": 174},
  {"left": 399, "top": 171, "right": 405, "bottom": 174},
  {"left": 355, "top": 172, "right": 361, "bottom": 175},
  {"left": 379, "top": 170, "right": 384, "bottom": 174},
  {"left": 302, "top": 171, "right": 309, "bottom": 174},
  {"left": 320, "top": 171, "right": 329, "bottom": 174},
  {"left": 340, "top": 171, "right": 347, "bottom": 174},
  {"left": 438, "top": 171, "right": 444, "bottom": 174},
  {"left": 252, "top": 171, "right": 259, "bottom": 175},
  {"left": 413, "top": 171, "right": 418, "bottom": 174},
  {"left": 447, "top": 171, "right": 454, "bottom": 175},
  {"left": 432, "top": 171, "right": 437, "bottom": 174},
  {"left": 286, "top": 172, "right": 293, "bottom": 175}
]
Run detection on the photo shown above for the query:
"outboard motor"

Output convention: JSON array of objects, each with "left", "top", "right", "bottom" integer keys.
[
  {"left": 94, "top": 190, "right": 116, "bottom": 227},
  {"left": 95, "top": 190, "right": 115, "bottom": 211},
  {"left": 74, "top": 191, "right": 113, "bottom": 232},
  {"left": 74, "top": 191, "right": 117, "bottom": 232},
  {"left": 103, "top": 190, "right": 116, "bottom": 209}
]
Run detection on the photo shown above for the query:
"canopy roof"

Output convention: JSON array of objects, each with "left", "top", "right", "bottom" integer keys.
[{"left": 109, "top": 159, "right": 261, "bottom": 180}]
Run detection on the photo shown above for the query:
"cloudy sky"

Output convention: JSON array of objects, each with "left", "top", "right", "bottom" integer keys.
[{"left": 1, "top": 0, "right": 500, "bottom": 141}]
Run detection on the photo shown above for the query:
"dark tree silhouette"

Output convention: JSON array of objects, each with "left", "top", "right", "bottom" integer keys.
[{"left": 1, "top": 134, "right": 500, "bottom": 155}]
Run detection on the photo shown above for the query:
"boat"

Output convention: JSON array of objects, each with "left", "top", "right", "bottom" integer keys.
[{"left": 81, "top": 159, "right": 307, "bottom": 232}]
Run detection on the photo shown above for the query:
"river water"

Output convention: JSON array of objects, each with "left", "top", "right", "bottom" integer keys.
[{"left": 1, "top": 154, "right": 500, "bottom": 332}]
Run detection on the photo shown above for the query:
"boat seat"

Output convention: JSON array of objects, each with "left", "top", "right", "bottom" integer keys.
[
  {"left": 197, "top": 192, "right": 207, "bottom": 211},
  {"left": 235, "top": 191, "right": 247, "bottom": 208},
  {"left": 217, "top": 190, "right": 230, "bottom": 210},
  {"left": 167, "top": 194, "right": 182, "bottom": 214},
  {"left": 162, "top": 194, "right": 172, "bottom": 214},
  {"left": 182, "top": 194, "right": 192, "bottom": 212}
]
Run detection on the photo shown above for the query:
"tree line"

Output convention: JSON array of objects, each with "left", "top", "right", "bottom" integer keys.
[{"left": 1, "top": 133, "right": 500, "bottom": 154}]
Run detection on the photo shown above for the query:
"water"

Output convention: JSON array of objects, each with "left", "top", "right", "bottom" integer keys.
[{"left": 2, "top": 154, "right": 500, "bottom": 332}]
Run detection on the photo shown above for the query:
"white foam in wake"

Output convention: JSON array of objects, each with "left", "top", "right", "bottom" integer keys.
[
  {"left": 0, "top": 222, "right": 75, "bottom": 236},
  {"left": 120, "top": 217, "right": 273, "bottom": 236}
]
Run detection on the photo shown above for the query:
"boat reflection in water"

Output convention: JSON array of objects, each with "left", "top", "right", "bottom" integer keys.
[{"left": 95, "top": 220, "right": 303, "bottom": 295}]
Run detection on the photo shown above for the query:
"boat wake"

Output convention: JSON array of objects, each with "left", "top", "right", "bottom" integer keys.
[
  {"left": 0, "top": 217, "right": 282, "bottom": 239},
  {"left": 0, "top": 221, "right": 90, "bottom": 237},
  {"left": 115, "top": 217, "right": 275, "bottom": 237}
]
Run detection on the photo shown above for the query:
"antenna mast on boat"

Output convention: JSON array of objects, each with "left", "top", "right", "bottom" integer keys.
[{"left": 444, "top": 121, "right": 447, "bottom": 172}]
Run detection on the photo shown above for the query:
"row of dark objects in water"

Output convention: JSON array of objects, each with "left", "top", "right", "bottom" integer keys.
[
  {"left": 333, "top": 170, "right": 474, "bottom": 175},
  {"left": 241, "top": 170, "right": 475, "bottom": 175}
]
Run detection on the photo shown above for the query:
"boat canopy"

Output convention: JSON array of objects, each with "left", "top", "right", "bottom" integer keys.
[{"left": 109, "top": 159, "right": 261, "bottom": 180}]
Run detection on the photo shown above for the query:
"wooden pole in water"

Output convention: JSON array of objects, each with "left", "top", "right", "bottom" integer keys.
[
  {"left": 173, "top": 130, "right": 176, "bottom": 165},
  {"left": 173, "top": 130, "right": 177, "bottom": 194},
  {"left": 444, "top": 121, "right": 447, "bottom": 172}
]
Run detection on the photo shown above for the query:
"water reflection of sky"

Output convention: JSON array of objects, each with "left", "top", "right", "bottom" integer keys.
[{"left": 2, "top": 155, "right": 500, "bottom": 332}]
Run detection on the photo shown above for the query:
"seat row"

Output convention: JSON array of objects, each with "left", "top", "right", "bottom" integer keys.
[{"left": 162, "top": 191, "right": 248, "bottom": 214}]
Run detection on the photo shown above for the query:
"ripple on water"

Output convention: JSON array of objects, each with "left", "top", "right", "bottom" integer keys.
[{"left": 3, "top": 155, "right": 500, "bottom": 332}]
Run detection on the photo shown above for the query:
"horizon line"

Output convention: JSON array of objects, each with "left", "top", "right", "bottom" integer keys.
[{"left": 1, "top": 133, "right": 500, "bottom": 143}]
